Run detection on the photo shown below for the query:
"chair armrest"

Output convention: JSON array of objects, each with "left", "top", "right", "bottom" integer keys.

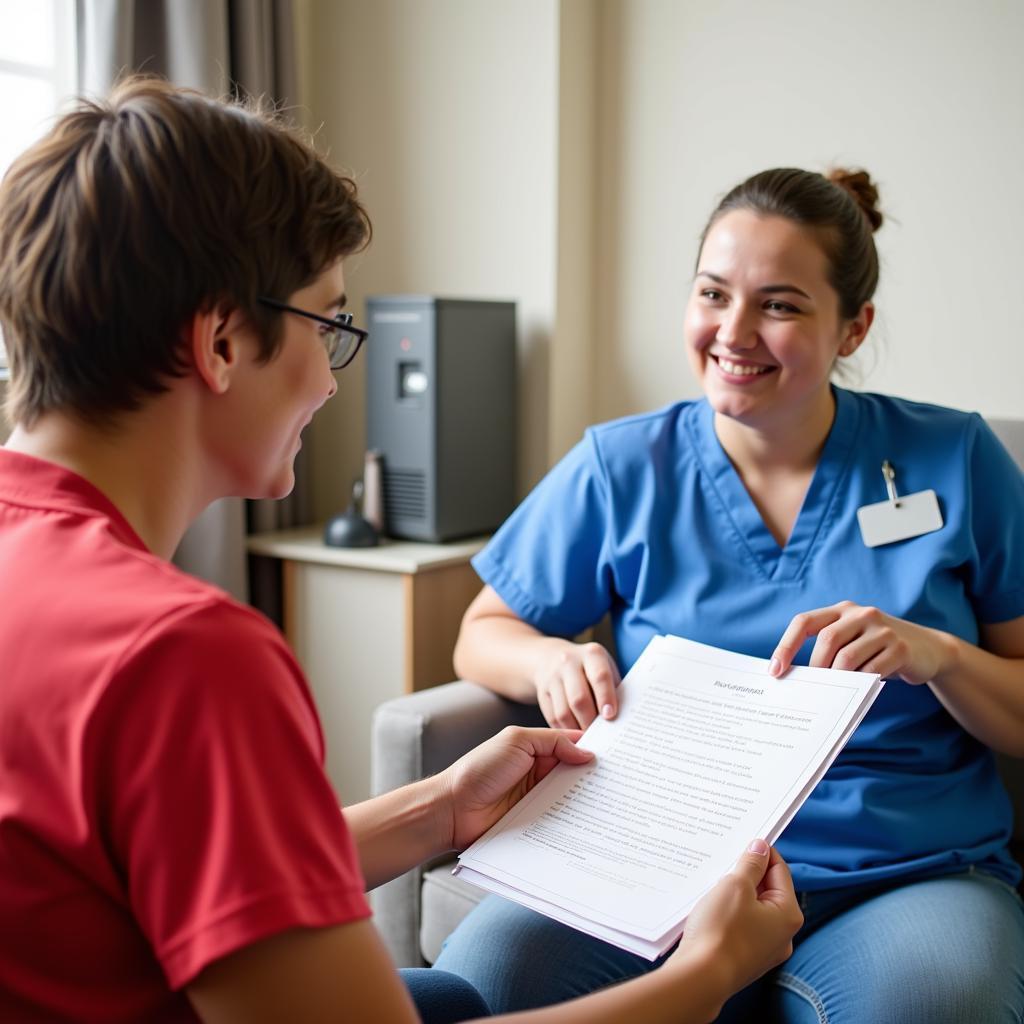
[
  {"left": 369, "top": 681, "right": 545, "bottom": 966},
  {"left": 371, "top": 680, "right": 546, "bottom": 795}
]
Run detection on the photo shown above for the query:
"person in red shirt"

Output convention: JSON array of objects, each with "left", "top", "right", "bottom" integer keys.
[{"left": 0, "top": 76, "right": 801, "bottom": 1023}]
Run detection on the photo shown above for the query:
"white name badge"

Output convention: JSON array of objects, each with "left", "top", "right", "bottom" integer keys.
[{"left": 857, "top": 489, "right": 944, "bottom": 548}]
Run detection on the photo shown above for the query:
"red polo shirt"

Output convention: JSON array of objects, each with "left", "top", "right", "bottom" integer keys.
[{"left": 0, "top": 449, "right": 370, "bottom": 1021}]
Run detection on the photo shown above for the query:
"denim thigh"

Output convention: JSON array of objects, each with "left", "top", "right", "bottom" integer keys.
[
  {"left": 738, "top": 870, "right": 1024, "bottom": 1024},
  {"left": 432, "top": 894, "right": 659, "bottom": 1012},
  {"left": 400, "top": 967, "right": 492, "bottom": 1023},
  {"left": 436, "top": 872, "right": 1024, "bottom": 1022}
]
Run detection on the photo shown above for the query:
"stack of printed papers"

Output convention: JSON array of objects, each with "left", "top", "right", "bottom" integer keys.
[{"left": 454, "top": 635, "right": 883, "bottom": 959}]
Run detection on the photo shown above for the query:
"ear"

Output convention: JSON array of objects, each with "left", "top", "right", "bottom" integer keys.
[
  {"left": 186, "top": 304, "right": 250, "bottom": 395},
  {"left": 837, "top": 302, "right": 875, "bottom": 358}
]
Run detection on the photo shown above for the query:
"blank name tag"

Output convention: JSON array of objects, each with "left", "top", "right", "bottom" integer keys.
[{"left": 857, "top": 489, "right": 944, "bottom": 548}]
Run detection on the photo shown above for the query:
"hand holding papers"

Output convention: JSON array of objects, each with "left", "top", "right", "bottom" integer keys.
[{"left": 454, "top": 635, "right": 883, "bottom": 960}]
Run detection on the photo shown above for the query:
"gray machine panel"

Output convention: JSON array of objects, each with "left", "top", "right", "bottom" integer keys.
[
  {"left": 366, "top": 296, "right": 436, "bottom": 537},
  {"left": 366, "top": 295, "right": 516, "bottom": 542}
]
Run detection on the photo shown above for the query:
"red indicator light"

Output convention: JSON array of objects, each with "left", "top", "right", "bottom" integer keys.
[{"left": 400, "top": 337, "right": 412, "bottom": 351}]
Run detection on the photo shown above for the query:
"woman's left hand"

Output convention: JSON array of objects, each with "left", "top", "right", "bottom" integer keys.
[{"left": 769, "top": 601, "right": 955, "bottom": 683}]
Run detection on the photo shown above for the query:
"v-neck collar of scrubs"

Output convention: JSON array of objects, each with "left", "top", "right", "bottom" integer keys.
[{"left": 686, "top": 386, "right": 861, "bottom": 582}]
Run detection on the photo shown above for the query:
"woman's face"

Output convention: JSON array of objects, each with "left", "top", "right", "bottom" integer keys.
[{"left": 684, "top": 210, "right": 871, "bottom": 431}]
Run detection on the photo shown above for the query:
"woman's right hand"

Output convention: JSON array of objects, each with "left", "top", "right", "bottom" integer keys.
[
  {"left": 534, "top": 640, "right": 622, "bottom": 729},
  {"left": 669, "top": 840, "right": 802, "bottom": 996}
]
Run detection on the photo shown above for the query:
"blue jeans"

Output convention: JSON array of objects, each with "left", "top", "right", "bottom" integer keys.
[
  {"left": 433, "top": 869, "right": 1024, "bottom": 1022},
  {"left": 400, "top": 967, "right": 490, "bottom": 1022}
]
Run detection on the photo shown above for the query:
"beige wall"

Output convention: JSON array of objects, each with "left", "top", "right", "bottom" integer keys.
[
  {"left": 298, "top": 0, "right": 1023, "bottom": 519},
  {"left": 593, "top": 0, "right": 1024, "bottom": 422},
  {"left": 550, "top": 0, "right": 599, "bottom": 462}
]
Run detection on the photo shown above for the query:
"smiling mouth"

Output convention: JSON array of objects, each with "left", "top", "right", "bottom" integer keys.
[{"left": 713, "top": 355, "right": 775, "bottom": 377}]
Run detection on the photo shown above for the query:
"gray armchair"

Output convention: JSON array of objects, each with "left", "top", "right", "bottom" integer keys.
[{"left": 369, "top": 418, "right": 1024, "bottom": 968}]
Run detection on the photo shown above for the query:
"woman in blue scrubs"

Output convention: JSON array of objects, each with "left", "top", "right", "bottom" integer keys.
[{"left": 435, "top": 167, "right": 1024, "bottom": 1021}]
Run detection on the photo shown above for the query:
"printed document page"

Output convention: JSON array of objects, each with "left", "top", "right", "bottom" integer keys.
[{"left": 455, "top": 635, "right": 883, "bottom": 959}]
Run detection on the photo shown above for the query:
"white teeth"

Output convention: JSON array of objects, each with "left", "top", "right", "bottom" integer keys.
[{"left": 717, "top": 357, "right": 770, "bottom": 376}]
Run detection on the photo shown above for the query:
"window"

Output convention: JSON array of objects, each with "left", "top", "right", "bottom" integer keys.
[{"left": 0, "top": 0, "right": 77, "bottom": 374}]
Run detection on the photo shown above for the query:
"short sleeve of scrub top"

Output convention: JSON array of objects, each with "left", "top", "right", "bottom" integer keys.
[{"left": 472, "top": 433, "right": 616, "bottom": 639}]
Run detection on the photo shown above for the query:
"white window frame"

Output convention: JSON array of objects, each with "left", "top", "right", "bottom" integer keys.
[
  {"left": 0, "top": 0, "right": 78, "bottom": 95},
  {"left": 0, "top": 0, "right": 78, "bottom": 376}
]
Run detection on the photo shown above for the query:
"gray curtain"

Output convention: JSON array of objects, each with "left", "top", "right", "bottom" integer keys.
[{"left": 76, "top": 0, "right": 310, "bottom": 611}]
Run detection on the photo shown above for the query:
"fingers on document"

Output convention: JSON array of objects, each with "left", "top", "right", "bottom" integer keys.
[
  {"left": 582, "top": 643, "right": 620, "bottom": 720},
  {"left": 771, "top": 604, "right": 845, "bottom": 675}
]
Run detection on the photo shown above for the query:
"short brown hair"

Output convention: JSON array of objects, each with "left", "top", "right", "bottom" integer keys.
[
  {"left": 0, "top": 75, "right": 370, "bottom": 427},
  {"left": 698, "top": 167, "right": 882, "bottom": 320}
]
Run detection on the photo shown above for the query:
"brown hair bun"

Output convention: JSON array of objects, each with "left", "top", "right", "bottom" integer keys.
[{"left": 827, "top": 168, "right": 883, "bottom": 233}]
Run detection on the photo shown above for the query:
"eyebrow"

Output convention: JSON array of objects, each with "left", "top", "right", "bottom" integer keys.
[
  {"left": 328, "top": 292, "right": 347, "bottom": 312},
  {"left": 696, "top": 271, "right": 811, "bottom": 301}
]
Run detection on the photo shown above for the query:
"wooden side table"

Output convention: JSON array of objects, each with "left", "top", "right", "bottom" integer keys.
[{"left": 247, "top": 526, "right": 488, "bottom": 806}]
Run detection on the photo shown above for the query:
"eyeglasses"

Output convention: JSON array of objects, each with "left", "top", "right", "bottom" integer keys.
[{"left": 257, "top": 297, "right": 369, "bottom": 370}]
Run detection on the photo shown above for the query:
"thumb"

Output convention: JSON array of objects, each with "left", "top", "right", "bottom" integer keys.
[
  {"left": 549, "top": 731, "right": 596, "bottom": 765},
  {"left": 731, "top": 838, "right": 771, "bottom": 887},
  {"left": 522, "top": 729, "right": 595, "bottom": 786}
]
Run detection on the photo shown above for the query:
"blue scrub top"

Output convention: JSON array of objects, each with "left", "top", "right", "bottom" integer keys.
[{"left": 474, "top": 387, "right": 1024, "bottom": 890}]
